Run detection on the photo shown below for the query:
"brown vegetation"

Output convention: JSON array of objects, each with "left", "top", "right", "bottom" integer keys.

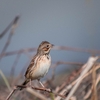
[{"left": 0, "top": 16, "right": 100, "bottom": 100}]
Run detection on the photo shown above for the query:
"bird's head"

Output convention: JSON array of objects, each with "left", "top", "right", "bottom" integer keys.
[{"left": 37, "top": 41, "right": 54, "bottom": 55}]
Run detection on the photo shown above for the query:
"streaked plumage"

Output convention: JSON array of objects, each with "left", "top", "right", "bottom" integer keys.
[{"left": 20, "top": 41, "right": 53, "bottom": 89}]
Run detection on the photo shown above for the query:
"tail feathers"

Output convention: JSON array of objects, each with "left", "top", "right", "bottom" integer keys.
[
  {"left": 22, "top": 79, "right": 29, "bottom": 85},
  {"left": 20, "top": 79, "right": 29, "bottom": 90}
]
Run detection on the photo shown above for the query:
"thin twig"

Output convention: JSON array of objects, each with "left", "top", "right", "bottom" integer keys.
[
  {"left": 12, "top": 61, "right": 30, "bottom": 85},
  {"left": 0, "top": 15, "right": 20, "bottom": 61},
  {"left": 84, "top": 74, "right": 100, "bottom": 100},
  {"left": 55, "top": 64, "right": 87, "bottom": 100},
  {"left": 70, "top": 63, "right": 100, "bottom": 87},
  {"left": 0, "top": 70, "right": 11, "bottom": 91},
  {"left": 0, "top": 48, "right": 37, "bottom": 57},
  {"left": 54, "top": 46, "right": 100, "bottom": 54},
  {"left": 55, "top": 56, "right": 98, "bottom": 100},
  {"left": 65, "top": 56, "right": 98, "bottom": 100},
  {"left": 26, "top": 88, "right": 48, "bottom": 100},
  {"left": 55, "top": 65, "right": 83, "bottom": 93},
  {"left": 6, "top": 86, "right": 17, "bottom": 100},
  {"left": 6, "top": 85, "right": 65, "bottom": 100},
  {"left": 57, "top": 63, "right": 100, "bottom": 100},
  {"left": 91, "top": 64, "right": 97, "bottom": 100},
  {"left": 17, "top": 85, "right": 65, "bottom": 98},
  {"left": 2, "top": 46, "right": 100, "bottom": 58},
  {"left": 10, "top": 54, "right": 21, "bottom": 78},
  {"left": 0, "top": 15, "right": 20, "bottom": 38}
]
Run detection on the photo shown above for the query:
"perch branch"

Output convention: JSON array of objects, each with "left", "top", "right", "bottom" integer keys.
[{"left": 6, "top": 85, "right": 65, "bottom": 100}]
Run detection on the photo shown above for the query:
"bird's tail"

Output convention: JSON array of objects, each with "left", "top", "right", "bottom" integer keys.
[{"left": 20, "top": 79, "right": 29, "bottom": 90}]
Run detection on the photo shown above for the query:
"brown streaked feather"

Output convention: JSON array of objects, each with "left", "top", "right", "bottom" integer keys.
[
  {"left": 39, "top": 41, "right": 50, "bottom": 47},
  {"left": 38, "top": 41, "right": 50, "bottom": 49},
  {"left": 25, "top": 54, "right": 37, "bottom": 78}
]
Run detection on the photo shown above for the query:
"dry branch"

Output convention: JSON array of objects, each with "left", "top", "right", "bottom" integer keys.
[
  {"left": 55, "top": 56, "right": 98, "bottom": 100},
  {"left": 65, "top": 56, "right": 98, "bottom": 100},
  {"left": 26, "top": 88, "right": 48, "bottom": 100},
  {"left": 0, "top": 15, "right": 20, "bottom": 38},
  {"left": 1, "top": 46, "right": 100, "bottom": 58},
  {"left": 84, "top": 74, "right": 100, "bottom": 99},
  {"left": 54, "top": 46, "right": 100, "bottom": 54},
  {"left": 6, "top": 84, "right": 66, "bottom": 100},
  {"left": 0, "top": 15, "right": 20, "bottom": 60},
  {"left": 0, "top": 48, "right": 37, "bottom": 57},
  {"left": 55, "top": 64, "right": 84, "bottom": 93},
  {"left": 91, "top": 64, "right": 97, "bottom": 100},
  {"left": 10, "top": 54, "right": 21, "bottom": 78}
]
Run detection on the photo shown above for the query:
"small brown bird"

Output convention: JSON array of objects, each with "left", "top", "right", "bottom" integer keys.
[{"left": 20, "top": 41, "right": 54, "bottom": 90}]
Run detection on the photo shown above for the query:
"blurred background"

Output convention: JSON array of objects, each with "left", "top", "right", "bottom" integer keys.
[
  {"left": 0, "top": 0, "right": 100, "bottom": 76},
  {"left": 0, "top": 0, "right": 100, "bottom": 100}
]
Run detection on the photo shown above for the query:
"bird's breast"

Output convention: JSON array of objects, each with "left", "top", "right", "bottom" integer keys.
[
  {"left": 38, "top": 55, "right": 51, "bottom": 73},
  {"left": 31, "top": 55, "right": 51, "bottom": 80}
]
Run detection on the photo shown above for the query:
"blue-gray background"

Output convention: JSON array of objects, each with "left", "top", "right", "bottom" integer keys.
[{"left": 0, "top": 0, "right": 100, "bottom": 76}]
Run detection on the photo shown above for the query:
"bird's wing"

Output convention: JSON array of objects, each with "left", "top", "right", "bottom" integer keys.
[{"left": 25, "top": 54, "right": 38, "bottom": 78}]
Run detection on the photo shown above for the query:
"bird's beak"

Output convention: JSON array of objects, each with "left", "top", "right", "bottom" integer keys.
[{"left": 51, "top": 44, "right": 54, "bottom": 48}]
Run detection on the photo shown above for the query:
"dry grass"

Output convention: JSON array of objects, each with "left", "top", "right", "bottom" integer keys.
[{"left": 0, "top": 16, "right": 100, "bottom": 100}]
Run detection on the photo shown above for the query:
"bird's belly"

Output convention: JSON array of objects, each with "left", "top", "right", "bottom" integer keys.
[{"left": 31, "top": 56, "right": 51, "bottom": 80}]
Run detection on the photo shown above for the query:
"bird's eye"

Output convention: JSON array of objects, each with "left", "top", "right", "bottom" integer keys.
[{"left": 47, "top": 45, "right": 49, "bottom": 48}]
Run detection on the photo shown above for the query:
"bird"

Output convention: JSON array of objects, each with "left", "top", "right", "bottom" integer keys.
[{"left": 20, "top": 41, "right": 54, "bottom": 90}]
